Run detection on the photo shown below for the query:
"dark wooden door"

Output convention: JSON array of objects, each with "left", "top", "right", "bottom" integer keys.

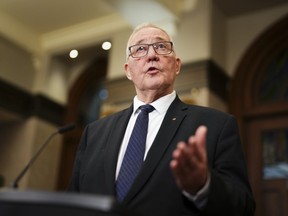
[{"left": 246, "top": 116, "right": 288, "bottom": 216}]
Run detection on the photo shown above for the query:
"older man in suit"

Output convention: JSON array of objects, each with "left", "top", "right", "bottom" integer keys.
[{"left": 68, "top": 23, "right": 255, "bottom": 216}]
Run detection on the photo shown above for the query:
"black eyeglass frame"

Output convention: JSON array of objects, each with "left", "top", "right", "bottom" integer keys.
[{"left": 128, "top": 41, "right": 174, "bottom": 58}]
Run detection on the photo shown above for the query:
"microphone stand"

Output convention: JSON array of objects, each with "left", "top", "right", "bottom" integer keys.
[{"left": 10, "top": 123, "right": 76, "bottom": 189}]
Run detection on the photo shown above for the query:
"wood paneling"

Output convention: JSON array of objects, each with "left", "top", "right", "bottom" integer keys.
[{"left": 0, "top": 79, "right": 65, "bottom": 125}]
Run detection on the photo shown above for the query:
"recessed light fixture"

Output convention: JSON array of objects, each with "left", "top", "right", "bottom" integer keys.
[
  {"left": 69, "top": 49, "right": 78, "bottom": 58},
  {"left": 102, "top": 41, "right": 112, "bottom": 50}
]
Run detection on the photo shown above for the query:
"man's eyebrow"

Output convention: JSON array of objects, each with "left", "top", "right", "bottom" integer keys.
[
  {"left": 134, "top": 37, "right": 168, "bottom": 45},
  {"left": 134, "top": 39, "right": 145, "bottom": 44}
]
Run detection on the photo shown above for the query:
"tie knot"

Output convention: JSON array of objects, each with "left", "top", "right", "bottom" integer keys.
[{"left": 139, "top": 104, "right": 155, "bottom": 114}]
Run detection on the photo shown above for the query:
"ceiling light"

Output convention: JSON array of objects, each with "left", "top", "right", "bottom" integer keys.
[
  {"left": 102, "top": 41, "right": 112, "bottom": 50},
  {"left": 69, "top": 49, "right": 78, "bottom": 58}
]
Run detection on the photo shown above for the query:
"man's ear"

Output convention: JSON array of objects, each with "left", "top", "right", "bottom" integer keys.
[
  {"left": 175, "top": 58, "right": 181, "bottom": 75},
  {"left": 124, "top": 63, "right": 132, "bottom": 80}
]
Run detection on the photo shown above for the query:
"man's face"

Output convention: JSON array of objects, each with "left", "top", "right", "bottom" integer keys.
[{"left": 124, "top": 27, "right": 181, "bottom": 97}]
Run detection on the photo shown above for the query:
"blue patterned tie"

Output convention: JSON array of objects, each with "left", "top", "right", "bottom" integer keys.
[{"left": 115, "top": 104, "right": 155, "bottom": 202}]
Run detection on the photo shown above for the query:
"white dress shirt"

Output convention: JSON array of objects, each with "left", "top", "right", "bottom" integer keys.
[{"left": 116, "top": 91, "right": 176, "bottom": 178}]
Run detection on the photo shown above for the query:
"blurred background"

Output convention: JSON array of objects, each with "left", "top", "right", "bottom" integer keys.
[{"left": 0, "top": 0, "right": 287, "bottom": 215}]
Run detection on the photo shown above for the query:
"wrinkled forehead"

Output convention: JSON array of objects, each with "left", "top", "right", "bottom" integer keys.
[{"left": 128, "top": 27, "right": 171, "bottom": 46}]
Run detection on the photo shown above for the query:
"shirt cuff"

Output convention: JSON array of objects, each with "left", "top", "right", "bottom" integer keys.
[{"left": 182, "top": 173, "right": 211, "bottom": 209}]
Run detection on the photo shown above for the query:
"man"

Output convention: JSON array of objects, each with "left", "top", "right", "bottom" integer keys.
[{"left": 68, "top": 23, "right": 255, "bottom": 215}]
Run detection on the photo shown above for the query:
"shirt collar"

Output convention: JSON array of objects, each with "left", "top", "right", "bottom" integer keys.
[{"left": 132, "top": 91, "right": 176, "bottom": 114}]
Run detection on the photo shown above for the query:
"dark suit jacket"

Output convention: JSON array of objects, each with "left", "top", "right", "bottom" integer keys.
[{"left": 68, "top": 96, "right": 255, "bottom": 216}]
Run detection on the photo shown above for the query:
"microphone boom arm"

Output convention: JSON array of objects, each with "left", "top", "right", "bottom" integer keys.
[{"left": 10, "top": 123, "right": 75, "bottom": 189}]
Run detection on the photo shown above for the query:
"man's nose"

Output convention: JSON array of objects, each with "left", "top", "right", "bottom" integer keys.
[{"left": 147, "top": 45, "right": 158, "bottom": 57}]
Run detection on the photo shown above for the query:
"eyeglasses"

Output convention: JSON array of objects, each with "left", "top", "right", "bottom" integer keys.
[{"left": 128, "top": 41, "right": 173, "bottom": 58}]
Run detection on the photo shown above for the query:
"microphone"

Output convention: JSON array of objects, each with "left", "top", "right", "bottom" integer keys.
[{"left": 10, "top": 123, "right": 76, "bottom": 189}]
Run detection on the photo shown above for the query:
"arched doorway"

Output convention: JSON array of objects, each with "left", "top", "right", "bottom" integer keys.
[
  {"left": 230, "top": 14, "right": 288, "bottom": 216},
  {"left": 57, "top": 57, "right": 108, "bottom": 190}
]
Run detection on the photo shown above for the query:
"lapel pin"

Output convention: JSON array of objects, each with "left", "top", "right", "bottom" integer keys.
[{"left": 172, "top": 118, "right": 176, "bottom": 121}]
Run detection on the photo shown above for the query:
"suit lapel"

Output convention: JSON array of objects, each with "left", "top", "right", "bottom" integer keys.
[
  {"left": 124, "top": 96, "right": 189, "bottom": 202},
  {"left": 104, "top": 105, "right": 133, "bottom": 194}
]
